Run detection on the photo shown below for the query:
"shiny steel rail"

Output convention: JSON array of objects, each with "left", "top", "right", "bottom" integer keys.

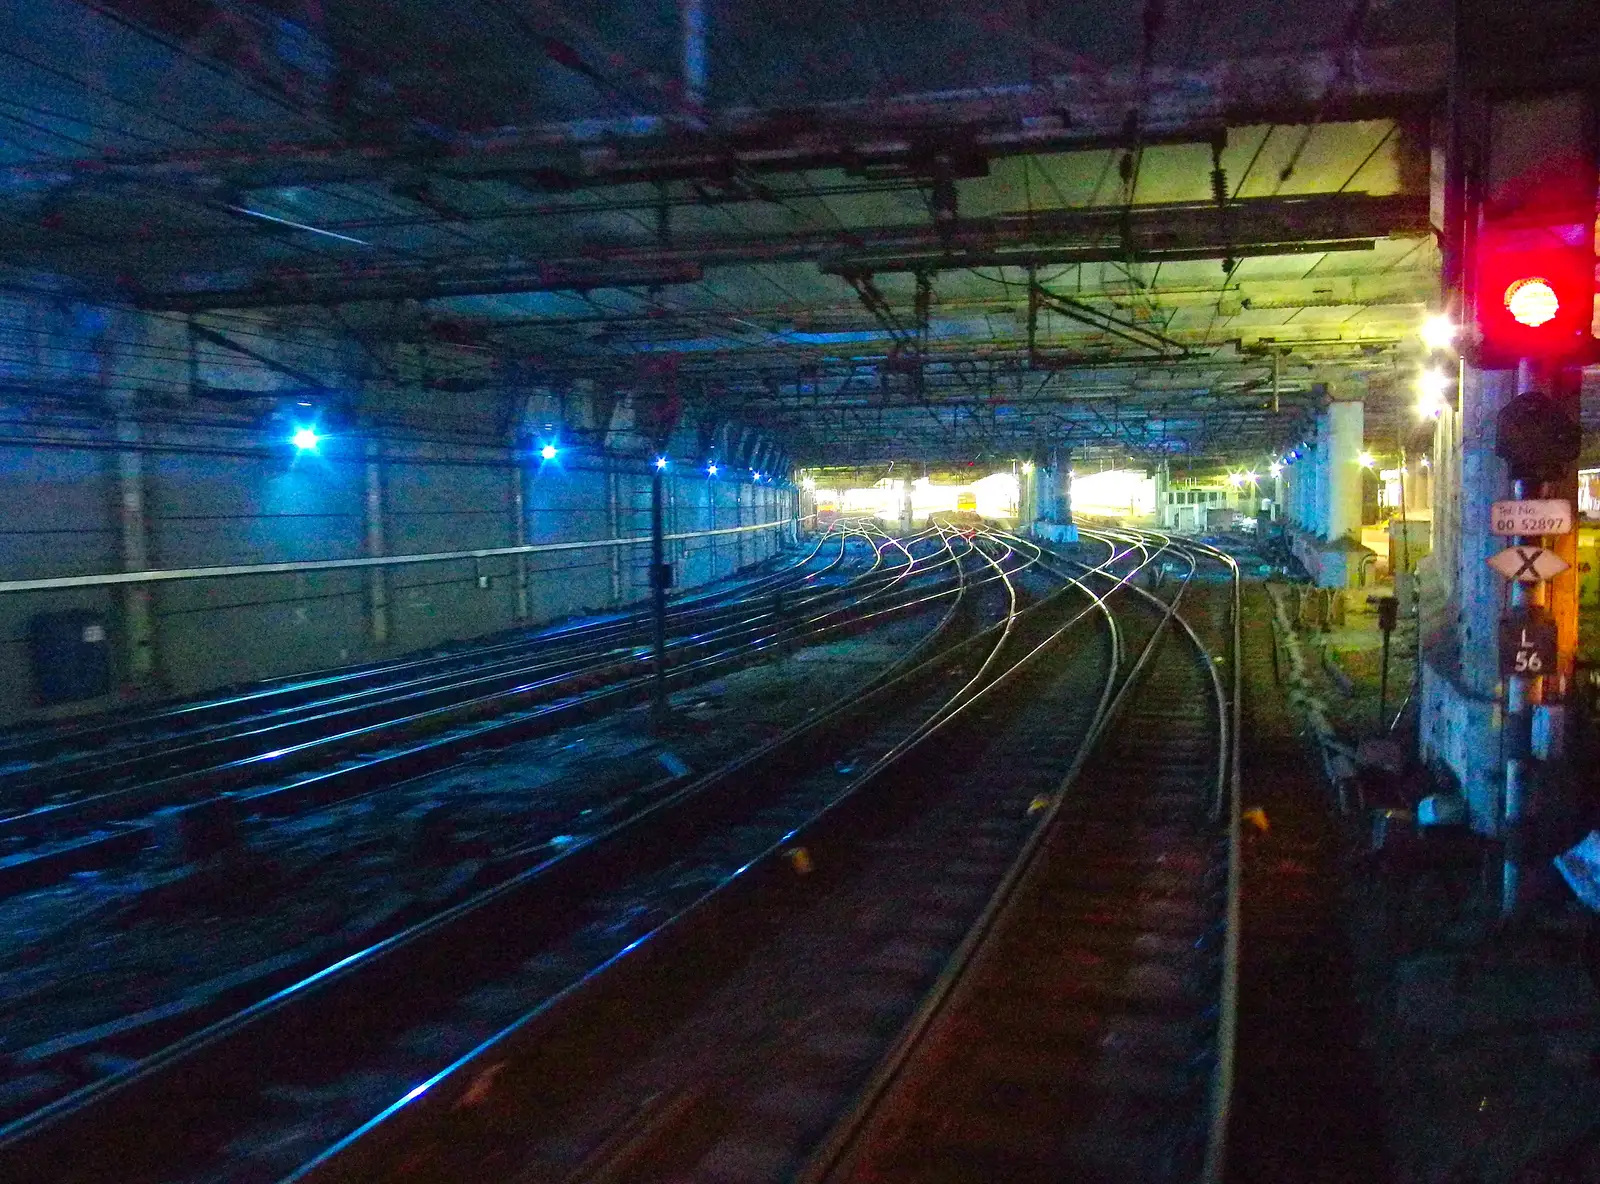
[
  {"left": 0, "top": 527, "right": 918, "bottom": 829},
  {"left": 275, "top": 527, "right": 1052, "bottom": 1184},
  {"left": 796, "top": 528, "right": 1240, "bottom": 1184},
  {"left": 0, "top": 526, "right": 852, "bottom": 780},
  {"left": 0, "top": 527, "right": 965, "bottom": 895},
  {"left": 428, "top": 531, "right": 1169, "bottom": 1184},
  {"left": 0, "top": 532, "right": 1006, "bottom": 1180}
]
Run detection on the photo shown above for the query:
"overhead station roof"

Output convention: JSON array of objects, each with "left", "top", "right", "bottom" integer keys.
[{"left": 0, "top": 0, "right": 1453, "bottom": 466}]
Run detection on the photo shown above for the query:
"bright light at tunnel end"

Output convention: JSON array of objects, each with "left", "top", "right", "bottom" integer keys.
[
  {"left": 540, "top": 443, "right": 558, "bottom": 460},
  {"left": 655, "top": 457, "right": 668, "bottom": 470},
  {"left": 291, "top": 427, "right": 320, "bottom": 452}
]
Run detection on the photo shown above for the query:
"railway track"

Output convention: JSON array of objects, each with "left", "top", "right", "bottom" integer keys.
[
  {"left": 0, "top": 527, "right": 1037, "bottom": 1182},
  {"left": 0, "top": 528, "right": 832, "bottom": 770},
  {"left": 0, "top": 526, "right": 859, "bottom": 817},
  {"left": 0, "top": 525, "right": 975, "bottom": 895},
  {"left": 796, "top": 532, "right": 1241, "bottom": 1183},
  {"left": 0, "top": 528, "right": 1244, "bottom": 1184},
  {"left": 342, "top": 528, "right": 1235, "bottom": 1184}
]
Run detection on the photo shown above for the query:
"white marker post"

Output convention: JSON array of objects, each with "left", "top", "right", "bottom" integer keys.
[
  {"left": 1503, "top": 479, "right": 1537, "bottom": 916},
  {"left": 1488, "top": 380, "right": 1581, "bottom": 920},
  {"left": 1489, "top": 490, "right": 1577, "bottom": 915}
]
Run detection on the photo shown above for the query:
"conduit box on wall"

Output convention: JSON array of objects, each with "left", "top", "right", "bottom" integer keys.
[{"left": 27, "top": 610, "right": 112, "bottom": 705}]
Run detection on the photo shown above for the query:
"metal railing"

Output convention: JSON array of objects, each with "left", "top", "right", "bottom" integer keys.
[{"left": 0, "top": 516, "right": 802, "bottom": 595}]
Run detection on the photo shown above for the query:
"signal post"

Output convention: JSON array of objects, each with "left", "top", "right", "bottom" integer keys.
[{"left": 1445, "top": 86, "right": 1594, "bottom": 914}]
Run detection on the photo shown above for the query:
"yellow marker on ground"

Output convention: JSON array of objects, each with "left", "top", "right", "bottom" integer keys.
[
  {"left": 787, "top": 846, "right": 814, "bottom": 875},
  {"left": 1242, "top": 807, "right": 1270, "bottom": 834}
]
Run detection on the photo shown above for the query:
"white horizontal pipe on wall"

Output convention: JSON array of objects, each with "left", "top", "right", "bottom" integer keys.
[{"left": 0, "top": 516, "right": 804, "bottom": 594}]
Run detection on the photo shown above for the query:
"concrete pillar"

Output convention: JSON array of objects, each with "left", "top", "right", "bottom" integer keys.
[
  {"left": 1029, "top": 461, "right": 1054, "bottom": 524},
  {"left": 511, "top": 436, "right": 530, "bottom": 622},
  {"left": 1419, "top": 364, "right": 1515, "bottom": 834},
  {"left": 1429, "top": 403, "right": 1460, "bottom": 612},
  {"left": 606, "top": 463, "right": 623, "bottom": 606},
  {"left": 1402, "top": 453, "right": 1431, "bottom": 517},
  {"left": 1026, "top": 445, "right": 1078, "bottom": 542},
  {"left": 1056, "top": 451, "right": 1073, "bottom": 528},
  {"left": 1455, "top": 367, "right": 1517, "bottom": 698},
  {"left": 113, "top": 408, "right": 156, "bottom": 686},
  {"left": 1311, "top": 413, "right": 1331, "bottom": 539},
  {"left": 1325, "top": 400, "right": 1364, "bottom": 543},
  {"left": 1290, "top": 448, "right": 1311, "bottom": 530},
  {"left": 668, "top": 470, "right": 680, "bottom": 568},
  {"left": 736, "top": 482, "right": 747, "bottom": 569},
  {"left": 681, "top": 0, "right": 708, "bottom": 113},
  {"left": 364, "top": 436, "right": 389, "bottom": 645},
  {"left": 897, "top": 480, "right": 913, "bottom": 534},
  {"left": 707, "top": 479, "right": 718, "bottom": 576}
]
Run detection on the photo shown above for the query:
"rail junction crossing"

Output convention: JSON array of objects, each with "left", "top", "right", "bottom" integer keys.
[{"left": 0, "top": 1, "right": 1595, "bottom": 1181}]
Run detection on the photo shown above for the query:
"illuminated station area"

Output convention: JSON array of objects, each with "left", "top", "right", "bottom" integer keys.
[{"left": 0, "top": 3, "right": 1597, "bottom": 1183}]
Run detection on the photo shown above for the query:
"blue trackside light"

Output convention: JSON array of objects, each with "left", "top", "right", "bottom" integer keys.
[
  {"left": 655, "top": 456, "right": 668, "bottom": 470},
  {"left": 540, "top": 443, "right": 558, "bottom": 460},
  {"left": 753, "top": 471, "right": 763, "bottom": 481},
  {"left": 707, "top": 463, "right": 718, "bottom": 476},
  {"left": 291, "top": 426, "right": 320, "bottom": 452}
]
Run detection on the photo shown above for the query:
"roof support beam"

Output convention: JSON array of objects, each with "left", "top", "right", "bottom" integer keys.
[
  {"left": 137, "top": 192, "right": 1429, "bottom": 309},
  {"left": 0, "top": 44, "right": 1445, "bottom": 193}
]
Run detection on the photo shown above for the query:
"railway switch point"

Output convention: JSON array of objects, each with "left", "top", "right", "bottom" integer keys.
[{"left": 0, "top": 10, "right": 1594, "bottom": 1182}]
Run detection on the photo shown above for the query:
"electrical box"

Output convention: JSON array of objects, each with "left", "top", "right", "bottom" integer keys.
[{"left": 27, "top": 610, "right": 112, "bottom": 705}]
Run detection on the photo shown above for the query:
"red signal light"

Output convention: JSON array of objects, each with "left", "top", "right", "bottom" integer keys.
[
  {"left": 1473, "top": 228, "right": 1595, "bottom": 366},
  {"left": 1504, "top": 277, "right": 1559, "bottom": 327}
]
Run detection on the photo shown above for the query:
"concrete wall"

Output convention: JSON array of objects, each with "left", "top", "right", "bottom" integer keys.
[
  {"left": 1419, "top": 656, "right": 1504, "bottom": 834},
  {"left": 0, "top": 293, "right": 797, "bottom": 722},
  {"left": 0, "top": 433, "right": 120, "bottom": 716},
  {"left": 0, "top": 421, "right": 796, "bottom": 724},
  {"left": 145, "top": 425, "right": 372, "bottom": 691},
  {"left": 384, "top": 439, "right": 520, "bottom": 655}
]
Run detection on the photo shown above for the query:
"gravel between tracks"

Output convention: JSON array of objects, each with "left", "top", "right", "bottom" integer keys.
[{"left": 0, "top": 609, "right": 945, "bottom": 1104}]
